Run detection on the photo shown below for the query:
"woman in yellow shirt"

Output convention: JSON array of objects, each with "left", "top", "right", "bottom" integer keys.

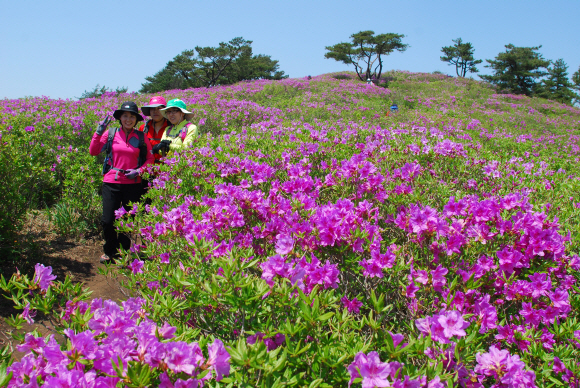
[{"left": 152, "top": 99, "right": 198, "bottom": 156}]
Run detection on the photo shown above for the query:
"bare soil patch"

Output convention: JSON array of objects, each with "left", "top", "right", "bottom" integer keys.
[{"left": 0, "top": 212, "right": 127, "bottom": 357}]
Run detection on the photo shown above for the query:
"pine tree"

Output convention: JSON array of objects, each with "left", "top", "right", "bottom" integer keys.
[
  {"left": 539, "top": 59, "right": 578, "bottom": 105},
  {"left": 440, "top": 38, "right": 482, "bottom": 77},
  {"left": 325, "top": 31, "right": 408, "bottom": 82},
  {"left": 480, "top": 44, "right": 550, "bottom": 96},
  {"left": 572, "top": 65, "right": 580, "bottom": 105},
  {"left": 140, "top": 38, "right": 286, "bottom": 93}
]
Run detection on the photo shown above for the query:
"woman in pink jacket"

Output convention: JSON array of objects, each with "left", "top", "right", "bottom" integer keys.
[{"left": 89, "top": 101, "right": 154, "bottom": 262}]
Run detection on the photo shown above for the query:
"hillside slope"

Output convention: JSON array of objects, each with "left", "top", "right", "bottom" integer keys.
[{"left": 1, "top": 72, "right": 580, "bottom": 387}]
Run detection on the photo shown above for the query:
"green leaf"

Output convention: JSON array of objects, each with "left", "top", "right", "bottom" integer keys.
[
  {"left": 308, "top": 378, "right": 323, "bottom": 388},
  {"left": 317, "top": 312, "right": 335, "bottom": 322}
]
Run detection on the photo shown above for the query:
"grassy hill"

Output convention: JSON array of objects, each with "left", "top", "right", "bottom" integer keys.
[{"left": 1, "top": 72, "right": 580, "bottom": 387}]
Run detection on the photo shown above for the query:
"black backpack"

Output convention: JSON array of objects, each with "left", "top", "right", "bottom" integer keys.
[{"left": 102, "top": 128, "right": 147, "bottom": 175}]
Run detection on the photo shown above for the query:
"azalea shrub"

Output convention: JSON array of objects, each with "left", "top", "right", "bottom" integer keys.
[{"left": 1, "top": 72, "right": 580, "bottom": 387}]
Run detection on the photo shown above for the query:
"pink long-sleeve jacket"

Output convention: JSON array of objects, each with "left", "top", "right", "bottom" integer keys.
[{"left": 89, "top": 128, "right": 154, "bottom": 184}]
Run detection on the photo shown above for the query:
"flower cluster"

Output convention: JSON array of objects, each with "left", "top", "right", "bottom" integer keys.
[
  {"left": 3, "top": 71, "right": 580, "bottom": 387},
  {"left": 8, "top": 298, "right": 230, "bottom": 387},
  {"left": 474, "top": 346, "right": 537, "bottom": 387}
]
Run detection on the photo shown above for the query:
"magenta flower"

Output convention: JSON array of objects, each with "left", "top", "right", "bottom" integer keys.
[
  {"left": 388, "top": 332, "right": 407, "bottom": 349},
  {"left": 359, "top": 258, "right": 384, "bottom": 278},
  {"left": 160, "top": 252, "right": 171, "bottom": 264},
  {"left": 519, "top": 302, "right": 541, "bottom": 326},
  {"left": 33, "top": 263, "right": 57, "bottom": 291},
  {"left": 207, "top": 339, "right": 231, "bottom": 381},
  {"left": 164, "top": 342, "right": 204, "bottom": 375},
  {"left": 474, "top": 295, "right": 497, "bottom": 333},
  {"left": 528, "top": 272, "right": 551, "bottom": 298},
  {"left": 16, "top": 333, "right": 46, "bottom": 353},
  {"left": 264, "top": 333, "right": 285, "bottom": 351},
  {"left": 550, "top": 288, "right": 569, "bottom": 310},
  {"left": 63, "top": 329, "right": 96, "bottom": 359},
  {"left": 114, "top": 206, "right": 127, "bottom": 219},
  {"left": 475, "top": 344, "right": 537, "bottom": 386},
  {"left": 20, "top": 302, "right": 36, "bottom": 324},
  {"left": 275, "top": 233, "right": 294, "bottom": 255},
  {"left": 431, "top": 265, "right": 448, "bottom": 291},
  {"left": 347, "top": 351, "right": 391, "bottom": 388},
  {"left": 475, "top": 345, "right": 510, "bottom": 378},
  {"left": 409, "top": 205, "right": 439, "bottom": 235},
  {"left": 437, "top": 310, "right": 469, "bottom": 338},
  {"left": 341, "top": 296, "right": 363, "bottom": 313},
  {"left": 129, "top": 259, "right": 145, "bottom": 274},
  {"left": 406, "top": 281, "right": 420, "bottom": 298}
]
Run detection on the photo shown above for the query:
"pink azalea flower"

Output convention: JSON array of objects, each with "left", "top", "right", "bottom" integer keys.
[
  {"left": 206, "top": 339, "right": 230, "bottom": 381},
  {"left": 33, "top": 263, "right": 57, "bottom": 291},
  {"left": 20, "top": 302, "right": 36, "bottom": 324},
  {"left": 129, "top": 259, "right": 145, "bottom": 274},
  {"left": 275, "top": 233, "right": 294, "bottom": 255},
  {"left": 114, "top": 207, "right": 127, "bottom": 219},
  {"left": 342, "top": 296, "right": 363, "bottom": 314},
  {"left": 347, "top": 351, "right": 391, "bottom": 388}
]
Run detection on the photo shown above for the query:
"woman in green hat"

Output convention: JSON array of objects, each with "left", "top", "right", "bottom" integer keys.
[{"left": 152, "top": 99, "right": 198, "bottom": 156}]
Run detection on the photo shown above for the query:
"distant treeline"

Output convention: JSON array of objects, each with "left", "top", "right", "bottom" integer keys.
[
  {"left": 82, "top": 33, "right": 580, "bottom": 106},
  {"left": 325, "top": 31, "right": 580, "bottom": 106},
  {"left": 140, "top": 37, "right": 287, "bottom": 93}
]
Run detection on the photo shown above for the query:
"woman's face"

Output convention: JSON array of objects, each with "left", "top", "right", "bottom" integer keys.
[
  {"left": 120, "top": 111, "right": 137, "bottom": 130},
  {"left": 150, "top": 106, "right": 165, "bottom": 123},
  {"left": 166, "top": 108, "right": 185, "bottom": 125}
]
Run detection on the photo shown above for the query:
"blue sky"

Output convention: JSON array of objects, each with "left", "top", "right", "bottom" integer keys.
[{"left": 1, "top": 0, "right": 579, "bottom": 99}]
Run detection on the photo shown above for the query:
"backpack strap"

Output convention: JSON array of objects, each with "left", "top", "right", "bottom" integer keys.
[
  {"left": 102, "top": 128, "right": 118, "bottom": 176},
  {"left": 136, "top": 130, "right": 147, "bottom": 169},
  {"left": 105, "top": 127, "right": 117, "bottom": 154},
  {"left": 180, "top": 123, "right": 192, "bottom": 141},
  {"left": 142, "top": 119, "right": 150, "bottom": 135},
  {"left": 165, "top": 124, "right": 178, "bottom": 139}
]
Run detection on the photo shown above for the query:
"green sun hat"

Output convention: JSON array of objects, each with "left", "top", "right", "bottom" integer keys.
[{"left": 160, "top": 99, "right": 195, "bottom": 120}]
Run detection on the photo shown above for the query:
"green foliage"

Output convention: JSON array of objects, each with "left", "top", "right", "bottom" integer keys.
[
  {"left": 0, "top": 99, "right": 105, "bottom": 262},
  {"left": 3, "top": 73, "right": 580, "bottom": 386},
  {"left": 538, "top": 59, "right": 579, "bottom": 105},
  {"left": 440, "top": 38, "right": 482, "bottom": 77},
  {"left": 572, "top": 65, "right": 580, "bottom": 105},
  {"left": 140, "top": 67, "right": 190, "bottom": 94},
  {"left": 0, "top": 148, "right": 30, "bottom": 242},
  {"left": 325, "top": 30, "right": 408, "bottom": 82},
  {"left": 140, "top": 37, "right": 287, "bottom": 93},
  {"left": 480, "top": 44, "right": 550, "bottom": 96},
  {"left": 78, "top": 84, "right": 128, "bottom": 99}
]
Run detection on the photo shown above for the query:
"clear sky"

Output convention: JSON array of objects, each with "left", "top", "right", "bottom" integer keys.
[{"left": 1, "top": 0, "right": 579, "bottom": 100}]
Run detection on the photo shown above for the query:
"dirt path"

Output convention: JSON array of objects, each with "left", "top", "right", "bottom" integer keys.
[{"left": 0, "top": 212, "right": 127, "bottom": 357}]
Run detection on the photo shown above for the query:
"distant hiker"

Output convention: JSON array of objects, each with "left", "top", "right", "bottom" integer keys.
[
  {"left": 140, "top": 96, "right": 168, "bottom": 164},
  {"left": 89, "top": 101, "right": 154, "bottom": 263},
  {"left": 390, "top": 103, "right": 399, "bottom": 113},
  {"left": 152, "top": 99, "right": 198, "bottom": 157},
  {"left": 366, "top": 78, "right": 373, "bottom": 85},
  {"left": 307, "top": 75, "right": 312, "bottom": 80}
]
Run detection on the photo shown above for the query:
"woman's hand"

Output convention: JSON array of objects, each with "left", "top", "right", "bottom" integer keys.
[{"left": 96, "top": 116, "right": 112, "bottom": 135}]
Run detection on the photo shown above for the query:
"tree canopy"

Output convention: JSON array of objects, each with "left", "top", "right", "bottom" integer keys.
[
  {"left": 572, "top": 66, "right": 580, "bottom": 105},
  {"left": 325, "top": 31, "right": 408, "bottom": 82},
  {"left": 140, "top": 37, "right": 287, "bottom": 93},
  {"left": 78, "top": 84, "right": 128, "bottom": 100},
  {"left": 440, "top": 38, "right": 482, "bottom": 77},
  {"left": 479, "top": 44, "right": 550, "bottom": 96},
  {"left": 538, "top": 59, "right": 578, "bottom": 105}
]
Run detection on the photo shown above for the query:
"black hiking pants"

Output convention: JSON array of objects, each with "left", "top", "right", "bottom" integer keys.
[{"left": 101, "top": 183, "right": 142, "bottom": 258}]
